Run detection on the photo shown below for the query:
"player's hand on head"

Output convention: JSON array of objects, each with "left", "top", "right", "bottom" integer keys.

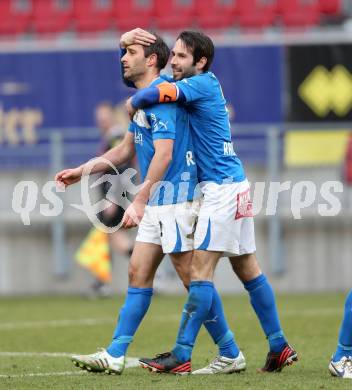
[
  {"left": 120, "top": 28, "right": 156, "bottom": 48},
  {"left": 121, "top": 200, "right": 145, "bottom": 229},
  {"left": 55, "top": 167, "right": 83, "bottom": 188},
  {"left": 125, "top": 97, "right": 137, "bottom": 120}
]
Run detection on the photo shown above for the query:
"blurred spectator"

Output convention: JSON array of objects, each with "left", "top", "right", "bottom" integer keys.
[
  {"left": 92, "top": 101, "right": 134, "bottom": 297},
  {"left": 343, "top": 0, "right": 352, "bottom": 15},
  {"left": 343, "top": 131, "right": 352, "bottom": 184}
]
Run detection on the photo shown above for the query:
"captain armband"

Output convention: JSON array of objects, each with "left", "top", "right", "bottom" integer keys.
[{"left": 157, "top": 82, "right": 179, "bottom": 103}]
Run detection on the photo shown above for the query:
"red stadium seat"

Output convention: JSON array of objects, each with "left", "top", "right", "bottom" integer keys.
[
  {"left": 0, "top": 0, "right": 33, "bottom": 35},
  {"left": 33, "top": 0, "right": 73, "bottom": 34},
  {"left": 318, "top": 0, "right": 342, "bottom": 15},
  {"left": 113, "top": 0, "right": 154, "bottom": 31},
  {"left": 74, "top": 0, "right": 113, "bottom": 33},
  {"left": 278, "top": 0, "right": 320, "bottom": 27},
  {"left": 237, "top": 0, "right": 277, "bottom": 28},
  {"left": 344, "top": 133, "right": 352, "bottom": 185},
  {"left": 154, "top": 0, "right": 195, "bottom": 30},
  {"left": 194, "top": 0, "right": 238, "bottom": 29}
]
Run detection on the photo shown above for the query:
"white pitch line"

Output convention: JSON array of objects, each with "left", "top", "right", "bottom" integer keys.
[
  {"left": 0, "top": 318, "right": 113, "bottom": 330},
  {"left": 0, "top": 352, "right": 71, "bottom": 357},
  {"left": 0, "top": 352, "right": 141, "bottom": 369},
  {"left": 0, "top": 371, "right": 88, "bottom": 379}
]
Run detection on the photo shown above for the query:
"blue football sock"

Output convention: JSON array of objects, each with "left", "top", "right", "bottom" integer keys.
[
  {"left": 173, "top": 281, "right": 214, "bottom": 362},
  {"left": 217, "top": 330, "right": 239, "bottom": 359},
  {"left": 106, "top": 286, "right": 153, "bottom": 358},
  {"left": 203, "top": 288, "right": 239, "bottom": 358},
  {"left": 333, "top": 290, "right": 352, "bottom": 362},
  {"left": 244, "top": 274, "right": 287, "bottom": 353}
]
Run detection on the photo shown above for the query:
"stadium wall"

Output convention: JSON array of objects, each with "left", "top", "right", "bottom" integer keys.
[{"left": 1, "top": 165, "right": 351, "bottom": 295}]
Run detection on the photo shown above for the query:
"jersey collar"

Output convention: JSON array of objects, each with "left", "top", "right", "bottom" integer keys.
[{"left": 149, "top": 76, "right": 163, "bottom": 88}]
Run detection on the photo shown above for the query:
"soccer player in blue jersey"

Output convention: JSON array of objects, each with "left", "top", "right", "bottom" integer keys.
[
  {"left": 329, "top": 290, "right": 352, "bottom": 379},
  {"left": 55, "top": 32, "right": 245, "bottom": 375},
  {"left": 123, "top": 29, "right": 298, "bottom": 374}
]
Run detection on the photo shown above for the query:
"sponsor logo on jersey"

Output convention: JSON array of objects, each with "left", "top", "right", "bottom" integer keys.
[
  {"left": 134, "top": 131, "right": 143, "bottom": 145},
  {"left": 150, "top": 113, "right": 168, "bottom": 132},
  {"left": 235, "top": 188, "right": 253, "bottom": 220}
]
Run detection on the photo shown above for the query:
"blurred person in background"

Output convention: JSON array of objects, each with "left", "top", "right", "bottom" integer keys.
[
  {"left": 339, "top": 131, "right": 352, "bottom": 212},
  {"left": 343, "top": 131, "right": 352, "bottom": 193},
  {"left": 329, "top": 290, "right": 352, "bottom": 379},
  {"left": 92, "top": 101, "right": 134, "bottom": 296}
]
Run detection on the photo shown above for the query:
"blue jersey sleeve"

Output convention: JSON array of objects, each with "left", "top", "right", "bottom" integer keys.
[
  {"left": 131, "top": 82, "right": 186, "bottom": 109},
  {"left": 120, "top": 48, "right": 136, "bottom": 89},
  {"left": 175, "top": 73, "right": 212, "bottom": 103},
  {"left": 149, "top": 104, "right": 176, "bottom": 141},
  {"left": 131, "top": 87, "right": 160, "bottom": 108}
]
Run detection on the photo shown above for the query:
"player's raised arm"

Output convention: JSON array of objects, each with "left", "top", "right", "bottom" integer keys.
[
  {"left": 120, "top": 28, "right": 156, "bottom": 49},
  {"left": 126, "top": 82, "right": 185, "bottom": 119},
  {"left": 55, "top": 131, "right": 135, "bottom": 188},
  {"left": 130, "top": 76, "right": 209, "bottom": 110}
]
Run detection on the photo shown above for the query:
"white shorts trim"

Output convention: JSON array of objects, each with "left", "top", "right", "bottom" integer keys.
[
  {"left": 136, "top": 200, "right": 200, "bottom": 253},
  {"left": 194, "top": 180, "right": 256, "bottom": 256}
]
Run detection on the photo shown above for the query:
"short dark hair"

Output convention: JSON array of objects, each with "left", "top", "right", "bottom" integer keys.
[
  {"left": 177, "top": 31, "right": 214, "bottom": 72},
  {"left": 143, "top": 32, "right": 170, "bottom": 71}
]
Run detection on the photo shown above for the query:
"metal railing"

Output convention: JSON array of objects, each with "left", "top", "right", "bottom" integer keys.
[{"left": 1, "top": 122, "right": 351, "bottom": 285}]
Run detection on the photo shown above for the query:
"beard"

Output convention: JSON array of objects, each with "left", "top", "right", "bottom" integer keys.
[
  {"left": 172, "top": 65, "right": 197, "bottom": 80},
  {"left": 123, "top": 67, "right": 144, "bottom": 83}
]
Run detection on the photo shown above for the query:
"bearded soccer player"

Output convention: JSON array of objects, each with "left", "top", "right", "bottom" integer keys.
[
  {"left": 56, "top": 32, "right": 245, "bottom": 375},
  {"left": 122, "top": 28, "right": 298, "bottom": 374}
]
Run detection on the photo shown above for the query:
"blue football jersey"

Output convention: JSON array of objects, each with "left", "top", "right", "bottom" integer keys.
[
  {"left": 171, "top": 72, "right": 246, "bottom": 184},
  {"left": 128, "top": 77, "right": 198, "bottom": 206}
]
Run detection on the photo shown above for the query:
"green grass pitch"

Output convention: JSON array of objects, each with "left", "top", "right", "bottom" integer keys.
[{"left": 0, "top": 293, "right": 351, "bottom": 389}]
